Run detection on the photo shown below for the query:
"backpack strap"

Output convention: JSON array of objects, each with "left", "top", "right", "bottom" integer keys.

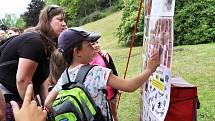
[
  {"left": 62, "top": 65, "right": 95, "bottom": 89},
  {"left": 75, "top": 64, "right": 96, "bottom": 84},
  {"left": 61, "top": 68, "right": 74, "bottom": 89}
]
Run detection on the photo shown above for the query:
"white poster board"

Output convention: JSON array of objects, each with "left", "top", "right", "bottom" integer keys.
[
  {"left": 145, "top": 0, "right": 175, "bottom": 17},
  {"left": 143, "top": 65, "right": 171, "bottom": 121},
  {"left": 140, "top": 0, "right": 175, "bottom": 120}
]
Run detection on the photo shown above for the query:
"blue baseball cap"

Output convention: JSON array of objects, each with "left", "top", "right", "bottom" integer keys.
[{"left": 58, "top": 27, "right": 101, "bottom": 53}]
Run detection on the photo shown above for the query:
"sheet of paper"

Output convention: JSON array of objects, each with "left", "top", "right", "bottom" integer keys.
[
  {"left": 143, "top": 65, "right": 171, "bottom": 121},
  {"left": 146, "top": 0, "right": 175, "bottom": 17}
]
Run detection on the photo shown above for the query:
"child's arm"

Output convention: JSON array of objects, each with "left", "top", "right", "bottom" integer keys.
[
  {"left": 108, "top": 50, "right": 159, "bottom": 92},
  {"left": 44, "top": 89, "right": 58, "bottom": 112}
]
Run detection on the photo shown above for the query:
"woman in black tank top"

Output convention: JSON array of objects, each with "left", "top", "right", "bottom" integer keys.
[{"left": 0, "top": 5, "right": 67, "bottom": 121}]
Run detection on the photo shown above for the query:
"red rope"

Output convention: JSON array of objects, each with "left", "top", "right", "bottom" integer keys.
[{"left": 117, "top": 0, "right": 143, "bottom": 109}]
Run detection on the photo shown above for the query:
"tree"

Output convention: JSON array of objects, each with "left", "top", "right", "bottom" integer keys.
[
  {"left": 174, "top": 0, "right": 215, "bottom": 45},
  {"left": 15, "top": 18, "right": 26, "bottom": 29},
  {"left": 0, "top": 14, "right": 25, "bottom": 29},
  {"left": 116, "top": 0, "right": 144, "bottom": 46},
  {"left": 0, "top": 24, "right": 8, "bottom": 30},
  {"left": 117, "top": 0, "right": 215, "bottom": 46},
  {"left": 21, "top": 0, "right": 45, "bottom": 27},
  {"left": 0, "top": 14, "right": 17, "bottom": 28},
  {"left": 46, "top": 0, "right": 121, "bottom": 26}
]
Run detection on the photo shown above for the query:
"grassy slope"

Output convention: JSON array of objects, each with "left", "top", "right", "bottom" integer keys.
[{"left": 82, "top": 11, "right": 215, "bottom": 121}]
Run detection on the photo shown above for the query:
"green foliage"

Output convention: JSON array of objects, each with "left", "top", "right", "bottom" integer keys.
[
  {"left": 117, "top": 0, "right": 215, "bottom": 46},
  {"left": 79, "top": 12, "right": 103, "bottom": 25},
  {"left": 47, "top": 0, "right": 122, "bottom": 26},
  {"left": 0, "top": 14, "right": 17, "bottom": 28},
  {"left": 21, "top": 0, "right": 45, "bottom": 27},
  {"left": 79, "top": 6, "right": 119, "bottom": 25},
  {"left": 47, "top": 0, "right": 99, "bottom": 26},
  {"left": 0, "top": 14, "right": 25, "bottom": 29},
  {"left": 116, "top": 0, "right": 144, "bottom": 46},
  {"left": 15, "top": 18, "right": 26, "bottom": 29},
  {"left": 174, "top": 0, "right": 215, "bottom": 45},
  {"left": 46, "top": 0, "right": 59, "bottom": 4}
]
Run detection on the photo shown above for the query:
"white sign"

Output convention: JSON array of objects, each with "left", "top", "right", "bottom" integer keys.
[
  {"left": 143, "top": 65, "right": 171, "bottom": 121},
  {"left": 145, "top": 0, "right": 175, "bottom": 17}
]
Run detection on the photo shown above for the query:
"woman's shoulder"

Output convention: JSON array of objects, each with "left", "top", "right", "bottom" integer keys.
[
  {"left": 16, "top": 32, "right": 44, "bottom": 46},
  {"left": 20, "top": 32, "right": 41, "bottom": 40}
]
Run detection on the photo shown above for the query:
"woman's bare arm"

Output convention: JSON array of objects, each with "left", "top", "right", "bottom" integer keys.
[
  {"left": 16, "top": 58, "right": 38, "bottom": 100},
  {"left": 39, "top": 80, "right": 49, "bottom": 106}
]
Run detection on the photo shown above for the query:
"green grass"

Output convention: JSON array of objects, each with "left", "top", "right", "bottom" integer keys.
[
  {"left": 82, "top": 11, "right": 215, "bottom": 121},
  {"left": 173, "top": 44, "right": 215, "bottom": 121}
]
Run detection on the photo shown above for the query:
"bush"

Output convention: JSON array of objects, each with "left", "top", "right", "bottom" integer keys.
[
  {"left": 116, "top": 0, "right": 215, "bottom": 46},
  {"left": 116, "top": 0, "right": 144, "bottom": 46},
  {"left": 48, "top": 0, "right": 122, "bottom": 26},
  {"left": 79, "top": 6, "right": 119, "bottom": 25},
  {"left": 79, "top": 12, "right": 103, "bottom": 25},
  {"left": 174, "top": 0, "right": 215, "bottom": 45}
]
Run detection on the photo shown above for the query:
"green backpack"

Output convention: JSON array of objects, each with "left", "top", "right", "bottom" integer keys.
[{"left": 52, "top": 65, "right": 106, "bottom": 121}]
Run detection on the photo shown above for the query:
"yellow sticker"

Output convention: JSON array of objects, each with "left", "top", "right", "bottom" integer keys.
[{"left": 152, "top": 77, "right": 165, "bottom": 92}]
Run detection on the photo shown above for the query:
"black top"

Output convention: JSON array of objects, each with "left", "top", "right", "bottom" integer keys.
[
  {"left": 0, "top": 32, "right": 50, "bottom": 100},
  {"left": 101, "top": 53, "right": 119, "bottom": 100}
]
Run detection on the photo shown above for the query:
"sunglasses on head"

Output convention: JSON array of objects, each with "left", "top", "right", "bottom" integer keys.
[{"left": 47, "top": 5, "right": 60, "bottom": 15}]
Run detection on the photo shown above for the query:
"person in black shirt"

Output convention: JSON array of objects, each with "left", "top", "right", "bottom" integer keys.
[{"left": 0, "top": 5, "right": 67, "bottom": 121}]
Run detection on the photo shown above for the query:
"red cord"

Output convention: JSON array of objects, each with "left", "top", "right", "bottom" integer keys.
[{"left": 117, "top": 0, "right": 143, "bottom": 109}]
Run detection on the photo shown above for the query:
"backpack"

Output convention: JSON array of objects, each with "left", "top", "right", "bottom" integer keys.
[
  {"left": 100, "top": 52, "right": 118, "bottom": 100},
  {"left": 52, "top": 65, "right": 107, "bottom": 121},
  {"left": 0, "top": 35, "right": 18, "bottom": 67}
]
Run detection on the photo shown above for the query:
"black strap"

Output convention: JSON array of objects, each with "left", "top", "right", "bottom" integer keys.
[
  {"left": 65, "top": 68, "right": 70, "bottom": 82},
  {"left": 101, "top": 53, "right": 118, "bottom": 76}
]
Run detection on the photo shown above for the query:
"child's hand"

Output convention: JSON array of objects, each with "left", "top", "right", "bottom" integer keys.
[
  {"left": 146, "top": 49, "right": 159, "bottom": 73},
  {"left": 11, "top": 84, "right": 47, "bottom": 121},
  {"left": 44, "top": 102, "right": 55, "bottom": 113}
]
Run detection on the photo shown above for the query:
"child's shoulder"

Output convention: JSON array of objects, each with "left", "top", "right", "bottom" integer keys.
[
  {"left": 91, "top": 65, "right": 108, "bottom": 71},
  {"left": 88, "top": 65, "right": 112, "bottom": 78}
]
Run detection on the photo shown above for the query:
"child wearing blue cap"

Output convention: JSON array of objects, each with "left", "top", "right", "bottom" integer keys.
[{"left": 45, "top": 27, "right": 159, "bottom": 121}]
